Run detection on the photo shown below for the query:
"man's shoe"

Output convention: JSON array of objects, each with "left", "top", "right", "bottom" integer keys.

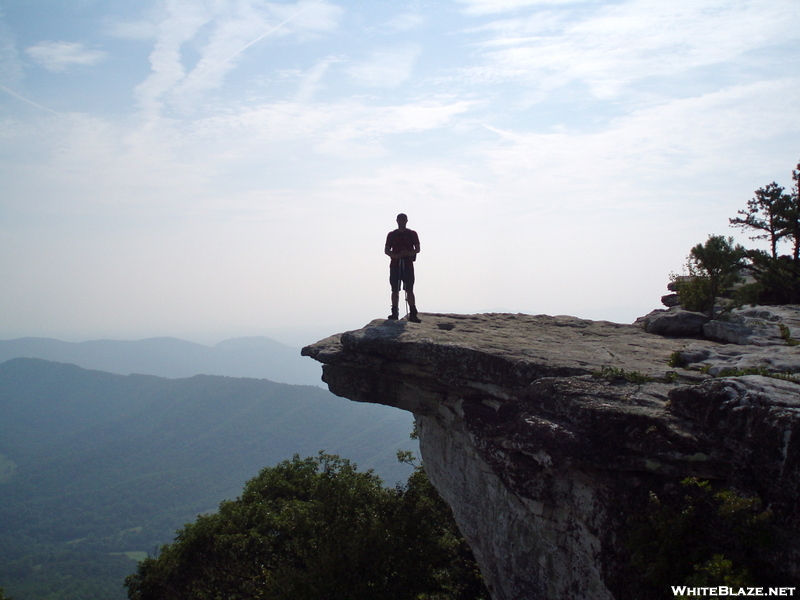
[
  {"left": 388, "top": 308, "right": 399, "bottom": 320},
  {"left": 408, "top": 308, "right": 421, "bottom": 323}
]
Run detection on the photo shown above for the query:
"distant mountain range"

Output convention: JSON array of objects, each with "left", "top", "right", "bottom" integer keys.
[
  {"left": 0, "top": 336, "right": 322, "bottom": 386},
  {"left": 0, "top": 357, "right": 417, "bottom": 600}
]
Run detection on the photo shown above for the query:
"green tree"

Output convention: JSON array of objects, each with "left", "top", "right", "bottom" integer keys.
[
  {"left": 729, "top": 182, "right": 787, "bottom": 259},
  {"left": 675, "top": 235, "right": 746, "bottom": 317},
  {"left": 728, "top": 161, "right": 800, "bottom": 303},
  {"left": 125, "top": 453, "right": 488, "bottom": 600},
  {"left": 780, "top": 162, "right": 800, "bottom": 267}
]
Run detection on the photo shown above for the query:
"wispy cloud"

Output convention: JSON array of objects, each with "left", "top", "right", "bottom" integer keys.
[
  {"left": 458, "top": 0, "right": 800, "bottom": 99},
  {"left": 135, "top": 0, "right": 343, "bottom": 117},
  {"left": 456, "top": 0, "right": 586, "bottom": 16},
  {"left": 476, "top": 78, "right": 800, "bottom": 211},
  {"left": 103, "top": 18, "right": 159, "bottom": 41},
  {"left": 194, "top": 97, "right": 474, "bottom": 158},
  {"left": 383, "top": 12, "right": 426, "bottom": 32},
  {"left": 25, "top": 41, "right": 108, "bottom": 72},
  {"left": 347, "top": 44, "right": 422, "bottom": 88},
  {"left": 0, "top": 16, "right": 23, "bottom": 84},
  {"left": 294, "top": 56, "right": 340, "bottom": 103}
]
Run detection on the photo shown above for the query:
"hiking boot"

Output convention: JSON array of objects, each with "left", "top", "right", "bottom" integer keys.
[
  {"left": 408, "top": 307, "right": 421, "bottom": 323},
  {"left": 388, "top": 307, "right": 399, "bottom": 320}
]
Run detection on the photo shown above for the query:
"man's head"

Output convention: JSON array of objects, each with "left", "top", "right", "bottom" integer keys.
[{"left": 396, "top": 213, "right": 408, "bottom": 230}]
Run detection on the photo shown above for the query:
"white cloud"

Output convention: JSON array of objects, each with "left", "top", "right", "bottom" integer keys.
[
  {"left": 104, "top": 19, "right": 159, "bottom": 41},
  {"left": 458, "top": 0, "right": 800, "bottom": 99},
  {"left": 191, "top": 97, "right": 474, "bottom": 158},
  {"left": 456, "top": 0, "right": 586, "bottom": 15},
  {"left": 268, "top": 0, "right": 343, "bottom": 35},
  {"left": 347, "top": 44, "right": 422, "bottom": 88},
  {"left": 135, "top": 0, "right": 343, "bottom": 117},
  {"left": 0, "top": 17, "right": 23, "bottom": 84},
  {"left": 133, "top": 0, "right": 213, "bottom": 115},
  {"left": 475, "top": 78, "right": 800, "bottom": 213},
  {"left": 25, "top": 41, "right": 107, "bottom": 72},
  {"left": 0, "top": 112, "right": 215, "bottom": 215},
  {"left": 294, "top": 56, "right": 340, "bottom": 102},
  {"left": 383, "top": 12, "right": 426, "bottom": 32}
]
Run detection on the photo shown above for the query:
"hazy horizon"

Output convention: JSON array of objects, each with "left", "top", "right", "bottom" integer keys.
[{"left": 2, "top": 0, "right": 798, "bottom": 347}]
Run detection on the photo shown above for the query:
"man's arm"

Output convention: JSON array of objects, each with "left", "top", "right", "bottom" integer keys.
[
  {"left": 385, "top": 233, "right": 398, "bottom": 258},
  {"left": 385, "top": 234, "right": 402, "bottom": 258}
]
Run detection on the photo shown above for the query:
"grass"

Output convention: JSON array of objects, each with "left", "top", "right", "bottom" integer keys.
[
  {"left": 592, "top": 366, "right": 653, "bottom": 384},
  {"left": 668, "top": 351, "right": 687, "bottom": 368},
  {"left": 779, "top": 324, "right": 799, "bottom": 346},
  {"left": 714, "top": 367, "right": 800, "bottom": 383}
]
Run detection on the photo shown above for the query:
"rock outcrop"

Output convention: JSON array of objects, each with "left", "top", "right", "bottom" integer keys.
[{"left": 302, "top": 309, "right": 800, "bottom": 599}]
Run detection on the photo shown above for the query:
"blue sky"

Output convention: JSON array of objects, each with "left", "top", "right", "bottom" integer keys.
[{"left": 1, "top": 0, "right": 799, "bottom": 346}]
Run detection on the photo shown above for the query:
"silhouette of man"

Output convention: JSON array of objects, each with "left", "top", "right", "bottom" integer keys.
[{"left": 385, "top": 213, "right": 420, "bottom": 322}]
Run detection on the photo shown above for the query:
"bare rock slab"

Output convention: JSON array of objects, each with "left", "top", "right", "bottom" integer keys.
[{"left": 302, "top": 312, "right": 800, "bottom": 600}]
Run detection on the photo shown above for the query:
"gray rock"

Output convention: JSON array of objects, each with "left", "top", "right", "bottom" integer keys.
[
  {"left": 702, "top": 307, "right": 790, "bottom": 346},
  {"left": 641, "top": 308, "right": 710, "bottom": 336},
  {"left": 669, "top": 376, "right": 800, "bottom": 515},
  {"left": 661, "top": 293, "right": 680, "bottom": 307},
  {"left": 303, "top": 311, "right": 800, "bottom": 599},
  {"left": 678, "top": 341, "right": 800, "bottom": 375},
  {"left": 702, "top": 318, "right": 763, "bottom": 345}
]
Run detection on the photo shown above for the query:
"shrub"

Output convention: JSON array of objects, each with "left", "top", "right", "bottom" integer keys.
[{"left": 626, "top": 478, "right": 772, "bottom": 599}]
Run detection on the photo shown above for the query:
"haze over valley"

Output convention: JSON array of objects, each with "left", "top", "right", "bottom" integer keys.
[{"left": 0, "top": 341, "right": 416, "bottom": 600}]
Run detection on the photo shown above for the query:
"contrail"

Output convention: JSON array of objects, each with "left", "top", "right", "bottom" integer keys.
[
  {"left": 0, "top": 84, "right": 59, "bottom": 114},
  {"left": 203, "top": 10, "right": 306, "bottom": 76}
]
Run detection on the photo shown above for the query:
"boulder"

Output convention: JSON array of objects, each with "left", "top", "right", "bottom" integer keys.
[
  {"left": 640, "top": 308, "right": 709, "bottom": 336},
  {"left": 660, "top": 293, "right": 680, "bottom": 307}
]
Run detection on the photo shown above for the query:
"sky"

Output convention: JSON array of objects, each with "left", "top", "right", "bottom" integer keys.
[{"left": 1, "top": 0, "right": 799, "bottom": 347}]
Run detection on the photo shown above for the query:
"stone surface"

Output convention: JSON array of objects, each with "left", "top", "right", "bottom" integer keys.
[
  {"left": 661, "top": 293, "right": 680, "bottom": 308},
  {"left": 702, "top": 305, "right": 800, "bottom": 346},
  {"left": 302, "top": 311, "right": 800, "bottom": 600},
  {"left": 637, "top": 307, "right": 709, "bottom": 336},
  {"left": 678, "top": 342, "right": 800, "bottom": 376}
]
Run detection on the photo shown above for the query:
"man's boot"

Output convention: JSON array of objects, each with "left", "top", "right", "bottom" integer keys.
[
  {"left": 408, "top": 305, "right": 420, "bottom": 323},
  {"left": 388, "top": 306, "right": 399, "bottom": 320}
]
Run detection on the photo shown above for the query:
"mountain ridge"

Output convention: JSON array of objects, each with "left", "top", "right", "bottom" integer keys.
[{"left": 0, "top": 335, "right": 321, "bottom": 386}]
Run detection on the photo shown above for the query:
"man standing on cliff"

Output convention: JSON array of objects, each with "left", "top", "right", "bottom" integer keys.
[{"left": 385, "top": 213, "right": 421, "bottom": 322}]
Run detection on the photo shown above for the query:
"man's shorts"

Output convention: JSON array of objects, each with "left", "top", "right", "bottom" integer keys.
[{"left": 390, "top": 258, "right": 415, "bottom": 292}]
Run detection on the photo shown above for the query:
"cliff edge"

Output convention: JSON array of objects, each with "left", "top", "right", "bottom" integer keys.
[{"left": 302, "top": 310, "right": 800, "bottom": 599}]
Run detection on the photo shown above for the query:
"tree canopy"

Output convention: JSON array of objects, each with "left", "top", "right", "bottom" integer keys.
[
  {"left": 675, "top": 160, "right": 800, "bottom": 310},
  {"left": 125, "top": 453, "right": 488, "bottom": 600}
]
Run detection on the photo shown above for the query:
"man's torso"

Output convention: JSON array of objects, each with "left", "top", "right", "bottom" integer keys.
[{"left": 386, "top": 228, "right": 419, "bottom": 255}]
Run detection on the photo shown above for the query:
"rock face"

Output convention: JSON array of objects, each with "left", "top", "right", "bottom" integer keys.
[
  {"left": 302, "top": 310, "right": 800, "bottom": 599},
  {"left": 637, "top": 307, "right": 709, "bottom": 336}
]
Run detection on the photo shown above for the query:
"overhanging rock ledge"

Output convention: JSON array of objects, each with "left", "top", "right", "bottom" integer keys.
[{"left": 302, "top": 311, "right": 800, "bottom": 600}]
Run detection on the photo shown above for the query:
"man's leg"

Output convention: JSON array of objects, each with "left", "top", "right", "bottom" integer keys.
[
  {"left": 389, "top": 262, "right": 400, "bottom": 319},
  {"left": 405, "top": 288, "right": 420, "bottom": 322},
  {"left": 404, "top": 261, "right": 419, "bottom": 321}
]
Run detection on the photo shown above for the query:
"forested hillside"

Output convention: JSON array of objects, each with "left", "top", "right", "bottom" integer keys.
[{"left": 0, "top": 358, "right": 417, "bottom": 600}]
